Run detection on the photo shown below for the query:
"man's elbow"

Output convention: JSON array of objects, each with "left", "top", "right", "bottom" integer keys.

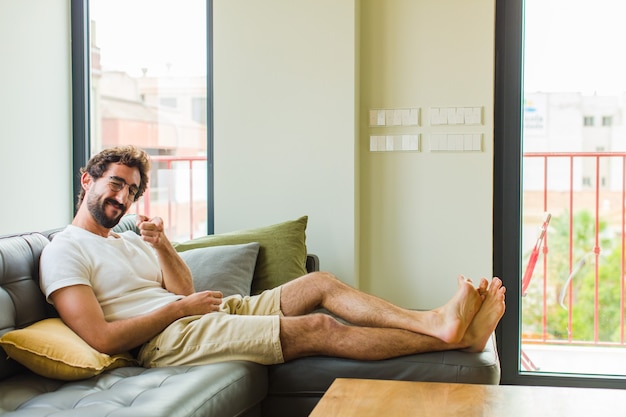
[
  {"left": 166, "top": 281, "right": 195, "bottom": 296},
  {"left": 75, "top": 327, "right": 134, "bottom": 355},
  {"left": 84, "top": 335, "right": 125, "bottom": 356}
]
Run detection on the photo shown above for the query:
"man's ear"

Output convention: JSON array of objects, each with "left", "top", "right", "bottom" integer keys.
[{"left": 81, "top": 171, "right": 93, "bottom": 191}]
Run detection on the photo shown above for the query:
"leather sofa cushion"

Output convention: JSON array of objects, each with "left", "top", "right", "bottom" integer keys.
[
  {"left": 0, "top": 233, "right": 54, "bottom": 382},
  {"left": 0, "top": 361, "right": 267, "bottom": 417}
]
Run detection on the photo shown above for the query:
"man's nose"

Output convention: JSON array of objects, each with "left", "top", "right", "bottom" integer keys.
[{"left": 113, "top": 187, "right": 131, "bottom": 204}]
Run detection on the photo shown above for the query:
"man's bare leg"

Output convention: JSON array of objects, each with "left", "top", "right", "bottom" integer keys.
[
  {"left": 279, "top": 272, "right": 484, "bottom": 344},
  {"left": 279, "top": 277, "right": 505, "bottom": 361},
  {"left": 279, "top": 314, "right": 457, "bottom": 361}
]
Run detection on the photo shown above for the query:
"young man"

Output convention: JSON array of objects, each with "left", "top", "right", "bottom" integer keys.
[{"left": 40, "top": 145, "right": 506, "bottom": 367}]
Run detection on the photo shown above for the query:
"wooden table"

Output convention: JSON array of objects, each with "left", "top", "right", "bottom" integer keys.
[{"left": 309, "top": 378, "right": 626, "bottom": 417}]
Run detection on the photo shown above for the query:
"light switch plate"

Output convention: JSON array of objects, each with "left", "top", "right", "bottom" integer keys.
[{"left": 429, "top": 134, "right": 482, "bottom": 152}]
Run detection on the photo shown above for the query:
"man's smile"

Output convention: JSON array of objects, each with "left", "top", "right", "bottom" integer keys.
[{"left": 105, "top": 199, "right": 126, "bottom": 214}]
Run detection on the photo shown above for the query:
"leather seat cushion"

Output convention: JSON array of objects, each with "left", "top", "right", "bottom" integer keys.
[{"left": 0, "top": 361, "right": 267, "bottom": 417}]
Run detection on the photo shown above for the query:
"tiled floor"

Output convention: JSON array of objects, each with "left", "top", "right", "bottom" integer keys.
[{"left": 523, "top": 344, "right": 626, "bottom": 376}]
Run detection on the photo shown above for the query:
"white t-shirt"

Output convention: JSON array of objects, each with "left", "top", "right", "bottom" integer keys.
[{"left": 40, "top": 225, "right": 182, "bottom": 321}]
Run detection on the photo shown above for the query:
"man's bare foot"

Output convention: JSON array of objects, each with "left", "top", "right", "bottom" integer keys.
[
  {"left": 478, "top": 277, "right": 489, "bottom": 298},
  {"left": 427, "top": 275, "right": 484, "bottom": 344},
  {"left": 462, "top": 277, "right": 506, "bottom": 353}
]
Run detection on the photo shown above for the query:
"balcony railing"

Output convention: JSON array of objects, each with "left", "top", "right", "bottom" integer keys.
[
  {"left": 522, "top": 151, "right": 626, "bottom": 353},
  {"left": 132, "top": 155, "right": 208, "bottom": 243}
]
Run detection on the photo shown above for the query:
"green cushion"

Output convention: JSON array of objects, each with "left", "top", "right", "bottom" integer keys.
[{"left": 174, "top": 216, "right": 308, "bottom": 294}]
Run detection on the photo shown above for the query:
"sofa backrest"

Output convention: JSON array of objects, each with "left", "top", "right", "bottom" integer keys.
[
  {"left": 0, "top": 232, "right": 54, "bottom": 380},
  {"left": 0, "top": 215, "right": 140, "bottom": 381}
]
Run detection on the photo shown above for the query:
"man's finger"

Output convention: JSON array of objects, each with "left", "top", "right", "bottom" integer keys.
[{"left": 135, "top": 214, "right": 149, "bottom": 226}]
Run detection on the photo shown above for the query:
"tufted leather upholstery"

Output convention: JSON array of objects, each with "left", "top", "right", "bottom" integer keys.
[
  {"left": 0, "top": 233, "right": 54, "bottom": 382},
  {"left": 0, "top": 362, "right": 267, "bottom": 417},
  {"left": 0, "top": 230, "right": 267, "bottom": 417},
  {"left": 0, "top": 233, "right": 51, "bottom": 331},
  {"left": 0, "top": 219, "right": 499, "bottom": 417},
  {"left": 0, "top": 362, "right": 266, "bottom": 417}
]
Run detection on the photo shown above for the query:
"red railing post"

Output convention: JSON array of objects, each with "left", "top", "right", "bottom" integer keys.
[
  {"left": 622, "top": 156, "right": 626, "bottom": 344},
  {"left": 188, "top": 159, "right": 194, "bottom": 241},
  {"left": 167, "top": 160, "right": 173, "bottom": 237},
  {"left": 568, "top": 155, "right": 574, "bottom": 342},
  {"left": 542, "top": 155, "right": 548, "bottom": 342},
  {"left": 594, "top": 156, "right": 601, "bottom": 344}
]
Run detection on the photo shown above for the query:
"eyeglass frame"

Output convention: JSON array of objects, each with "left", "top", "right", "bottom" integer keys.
[{"left": 106, "top": 176, "right": 140, "bottom": 201}]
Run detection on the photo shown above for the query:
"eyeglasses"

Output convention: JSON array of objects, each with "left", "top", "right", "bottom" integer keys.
[{"left": 107, "top": 176, "right": 140, "bottom": 201}]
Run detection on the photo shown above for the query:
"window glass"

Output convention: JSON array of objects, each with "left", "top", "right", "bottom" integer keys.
[
  {"left": 522, "top": 0, "right": 626, "bottom": 377},
  {"left": 89, "top": 0, "right": 208, "bottom": 241}
]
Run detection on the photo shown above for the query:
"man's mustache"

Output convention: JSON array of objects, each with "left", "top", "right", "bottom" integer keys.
[{"left": 106, "top": 199, "right": 126, "bottom": 212}]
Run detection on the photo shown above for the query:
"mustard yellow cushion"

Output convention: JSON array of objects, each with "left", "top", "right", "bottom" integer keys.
[{"left": 0, "top": 318, "right": 136, "bottom": 381}]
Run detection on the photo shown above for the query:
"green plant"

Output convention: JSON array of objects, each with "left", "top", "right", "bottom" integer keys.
[{"left": 522, "top": 210, "right": 622, "bottom": 343}]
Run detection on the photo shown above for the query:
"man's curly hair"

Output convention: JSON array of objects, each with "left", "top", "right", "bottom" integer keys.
[{"left": 76, "top": 145, "right": 151, "bottom": 210}]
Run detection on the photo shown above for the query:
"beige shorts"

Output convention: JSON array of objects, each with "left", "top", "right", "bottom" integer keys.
[{"left": 138, "top": 287, "right": 284, "bottom": 367}]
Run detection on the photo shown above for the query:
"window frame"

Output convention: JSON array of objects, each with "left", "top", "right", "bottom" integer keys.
[
  {"left": 494, "top": 0, "right": 626, "bottom": 388},
  {"left": 70, "top": 0, "right": 215, "bottom": 234}
]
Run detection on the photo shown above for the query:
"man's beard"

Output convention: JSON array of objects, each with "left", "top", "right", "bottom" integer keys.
[{"left": 87, "top": 193, "right": 126, "bottom": 229}]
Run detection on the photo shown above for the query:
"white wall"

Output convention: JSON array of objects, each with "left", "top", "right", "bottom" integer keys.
[
  {"left": 1, "top": 0, "right": 495, "bottom": 310},
  {"left": 0, "top": 0, "right": 73, "bottom": 234},
  {"left": 213, "top": 0, "right": 359, "bottom": 285},
  {"left": 214, "top": 0, "right": 495, "bottom": 308},
  {"left": 359, "top": 0, "right": 495, "bottom": 308}
]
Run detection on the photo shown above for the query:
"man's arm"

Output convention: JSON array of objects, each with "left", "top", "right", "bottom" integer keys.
[
  {"left": 51, "top": 284, "right": 223, "bottom": 355},
  {"left": 136, "top": 215, "right": 194, "bottom": 296}
]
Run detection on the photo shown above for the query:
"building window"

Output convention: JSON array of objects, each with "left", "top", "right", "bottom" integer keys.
[
  {"left": 160, "top": 97, "right": 178, "bottom": 108},
  {"left": 602, "top": 116, "right": 613, "bottom": 126},
  {"left": 583, "top": 116, "right": 594, "bottom": 126},
  {"left": 192, "top": 97, "right": 207, "bottom": 124}
]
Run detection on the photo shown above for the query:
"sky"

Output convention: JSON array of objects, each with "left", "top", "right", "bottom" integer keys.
[
  {"left": 90, "top": 0, "right": 626, "bottom": 93},
  {"left": 90, "top": 0, "right": 206, "bottom": 78},
  {"left": 524, "top": 0, "right": 626, "bottom": 94}
]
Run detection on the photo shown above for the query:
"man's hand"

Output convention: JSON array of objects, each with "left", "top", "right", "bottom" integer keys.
[
  {"left": 136, "top": 215, "right": 166, "bottom": 248},
  {"left": 135, "top": 214, "right": 194, "bottom": 295},
  {"left": 179, "top": 290, "right": 224, "bottom": 316}
]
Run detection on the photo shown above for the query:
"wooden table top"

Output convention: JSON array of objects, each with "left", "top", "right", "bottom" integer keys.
[{"left": 309, "top": 378, "right": 626, "bottom": 417}]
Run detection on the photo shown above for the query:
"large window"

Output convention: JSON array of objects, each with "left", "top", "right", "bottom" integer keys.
[
  {"left": 71, "top": 0, "right": 213, "bottom": 239},
  {"left": 495, "top": 0, "right": 626, "bottom": 388}
]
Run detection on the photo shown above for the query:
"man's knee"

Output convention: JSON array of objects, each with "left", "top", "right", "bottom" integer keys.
[
  {"left": 309, "top": 311, "right": 342, "bottom": 331},
  {"left": 305, "top": 271, "right": 340, "bottom": 288},
  {"left": 280, "top": 271, "right": 343, "bottom": 316},
  {"left": 282, "top": 313, "right": 341, "bottom": 337},
  {"left": 279, "top": 313, "right": 343, "bottom": 360}
]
